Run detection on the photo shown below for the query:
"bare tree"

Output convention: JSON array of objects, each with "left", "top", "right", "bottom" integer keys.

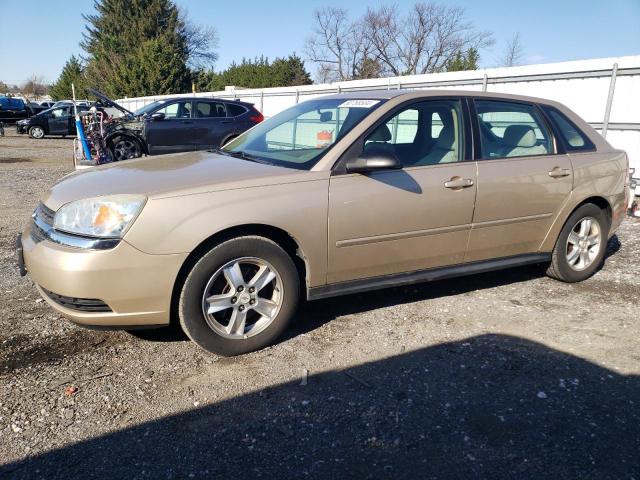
[
  {"left": 304, "top": 8, "right": 381, "bottom": 82},
  {"left": 22, "top": 74, "right": 49, "bottom": 100},
  {"left": 306, "top": 3, "right": 492, "bottom": 81},
  {"left": 500, "top": 32, "right": 524, "bottom": 67},
  {"left": 181, "top": 17, "right": 219, "bottom": 69},
  {"left": 363, "top": 3, "right": 493, "bottom": 76}
]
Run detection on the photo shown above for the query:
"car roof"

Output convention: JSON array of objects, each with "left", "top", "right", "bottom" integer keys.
[{"left": 320, "top": 89, "right": 560, "bottom": 106}]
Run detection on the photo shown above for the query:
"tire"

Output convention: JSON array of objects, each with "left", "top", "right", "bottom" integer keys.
[
  {"left": 220, "top": 135, "right": 238, "bottom": 147},
  {"left": 546, "top": 203, "right": 609, "bottom": 282},
  {"left": 109, "top": 136, "right": 143, "bottom": 161},
  {"left": 29, "top": 126, "right": 45, "bottom": 139},
  {"left": 179, "top": 236, "right": 300, "bottom": 356}
]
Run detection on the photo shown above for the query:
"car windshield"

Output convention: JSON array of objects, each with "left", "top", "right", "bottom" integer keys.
[
  {"left": 221, "top": 98, "right": 385, "bottom": 170},
  {"left": 134, "top": 100, "right": 169, "bottom": 116}
]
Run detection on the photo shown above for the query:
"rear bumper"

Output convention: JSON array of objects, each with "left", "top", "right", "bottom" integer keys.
[{"left": 21, "top": 223, "right": 188, "bottom": 327}]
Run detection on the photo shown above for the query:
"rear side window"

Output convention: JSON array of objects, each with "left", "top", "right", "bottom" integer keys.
[
  {"left": 544, "top": 107, "right": 594, "bottom": 152},
  {"left": 196, "top": 101, "right": 227, "bottom": 118},
  {"left": 227, "top": 103, "right": 247, "bottom": 117},
  {"left": 475, "top": 100, "right": 552, "bottom": 159}
]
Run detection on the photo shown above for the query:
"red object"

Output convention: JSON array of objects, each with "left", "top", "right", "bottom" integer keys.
[
  {"left": 249, "top": 110, "right": 264, "bottom": 124},
  {"left": 64, "top": 386, "right": 78, "bottom": 396}
]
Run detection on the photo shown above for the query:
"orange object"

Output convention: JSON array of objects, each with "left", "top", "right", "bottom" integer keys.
[{"left": 316, "top": 130, "right": 333, "bottom": 148}]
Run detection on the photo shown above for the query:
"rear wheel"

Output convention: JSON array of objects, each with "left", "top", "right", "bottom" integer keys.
[
  {"left": 29, "top": 126, "right": 45, "bottom": 139},
  {"left": 179, "top": 236, "right": 300, "bottom": 356},
  {"left": 547, "top": 203, "right": 609, "bottom": 282},
  {"left": 110, "top": 136, "right": 143, "bottom": 161}
]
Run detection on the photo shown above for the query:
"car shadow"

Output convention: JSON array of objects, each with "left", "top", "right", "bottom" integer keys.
[{"left": 2, "top": 333, "right": 638, "bottom": 479}]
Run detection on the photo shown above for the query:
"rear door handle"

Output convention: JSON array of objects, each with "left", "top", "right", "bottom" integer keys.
[
  {"left": 444, "top": 176, "right": 474, "bottom": 189},
  {"left": 548, "top": 167, "right": 571, "bottom": 178},
  {"left": 221, "top": 120, "right": 233, "bottom": 124}
]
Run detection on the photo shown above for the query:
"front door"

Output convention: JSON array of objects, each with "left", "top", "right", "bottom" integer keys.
[
  {"left": 146, "top": 100, "right": 195, "bottom": 155},
  {"left": 47, "top": 107, "right": 71, "bottom": 134},
  {"left": 465, "top": 99, "right": 573, "bottom": 262},
  {"left": 327, "top": 98, "right": 477, "bottom": 283}
]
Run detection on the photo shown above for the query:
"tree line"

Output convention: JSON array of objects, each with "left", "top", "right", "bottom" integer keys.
[{"left": 44, "top": 0, "right": 525, "bottom": 101}]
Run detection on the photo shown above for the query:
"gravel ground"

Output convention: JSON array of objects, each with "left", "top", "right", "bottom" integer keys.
[{"left": 1, "top": 129, "right": 639, "bottom": 479}]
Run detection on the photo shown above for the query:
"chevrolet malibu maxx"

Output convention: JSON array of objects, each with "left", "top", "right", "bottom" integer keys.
[{"left": 18, "top": 90, "right": 630, "bottom": 356}]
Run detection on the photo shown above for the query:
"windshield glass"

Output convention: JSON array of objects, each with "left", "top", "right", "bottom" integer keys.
[
  {"left": 134, "top": 100, "right": 169, "bottom": 116},
  {"left": 222, "top": 98, "right": 385, "bottom": 170}
]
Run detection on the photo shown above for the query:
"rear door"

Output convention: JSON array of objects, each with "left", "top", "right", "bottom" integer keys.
[
  {"left": 465, "top": 98, "right": 573, "bottom": 262},
  {"left": 327, "top": 98, "right": 477, "bottom": 283},
  {"left": 192, "top": 100, "right": 235, "bottom": 149},
  {"left": 145, "top": 100, "right": 195, "bottom": 155}
]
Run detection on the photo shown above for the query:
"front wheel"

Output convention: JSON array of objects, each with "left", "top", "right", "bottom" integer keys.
[
  {"left": 547, "top": 203, "right": 609, "bottom": 282},
  {"left": 178, "top": 236, "right": 300, "bottom": 356},
  {"left": 29, "top": 126, "right": 45, "bottom": 139},
  {"left": 110, "top": 136, "right": 143, "bottom": 161}
]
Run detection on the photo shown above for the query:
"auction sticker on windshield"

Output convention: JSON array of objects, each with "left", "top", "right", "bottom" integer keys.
[{"left": 338, "top": 99, "right": 380, "bottom": 108}]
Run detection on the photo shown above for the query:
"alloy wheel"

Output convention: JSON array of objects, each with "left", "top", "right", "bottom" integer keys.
[
  {"left": 565, "top": 216, "right": 601, "bottom": 271},
  {"left": 30, "top": 126, "right": 44, "bottom": 139},
  {"left": 201, "top": 257, "right": 283, "bottom": 339},
  {"left": 112, "top": 139, "right": 141, "bottom": 160}
]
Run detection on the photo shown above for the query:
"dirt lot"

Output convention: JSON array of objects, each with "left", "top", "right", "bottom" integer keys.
[{"left": 1, "top": 129, "right": 639, "bottom": 479}]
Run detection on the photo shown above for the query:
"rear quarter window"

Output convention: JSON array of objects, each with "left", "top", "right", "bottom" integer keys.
[
  {"left": 543, "top": 106, "right": 595, "bottom": 152},
  {"left": 227, "top": 103, "right": 248, "bottom": 117}
]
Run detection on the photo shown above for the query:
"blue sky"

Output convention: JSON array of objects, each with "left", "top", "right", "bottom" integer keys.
[{"left": 0, "top": 0, "right": 638, "bottom": 85}]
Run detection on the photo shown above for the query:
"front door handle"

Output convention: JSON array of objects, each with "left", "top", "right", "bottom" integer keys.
[
  {"left": 548, "top": 167, "right": 571, "bottom": 178},
  {"left": 444, "top": 176, "right": 474, "bottom": 189}
]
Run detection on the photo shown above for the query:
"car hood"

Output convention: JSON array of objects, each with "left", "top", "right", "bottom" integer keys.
[
  {"left": 42, "top": 151, "right": 325, "bottom": 210},
  {"left": 88, "top": 88, "right": 133, "bottom": 116}
]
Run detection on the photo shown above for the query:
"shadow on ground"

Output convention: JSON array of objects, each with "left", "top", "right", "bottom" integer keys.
[{"left": 3, "top": 333, "right": 638, "bottom": 479}]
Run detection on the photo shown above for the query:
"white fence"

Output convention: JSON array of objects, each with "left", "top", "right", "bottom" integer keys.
[{"left": 116, "top": 55, "right": 640, "bottom": 171}]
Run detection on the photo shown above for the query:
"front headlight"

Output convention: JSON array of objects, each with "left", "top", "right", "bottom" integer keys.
[{"left": 53, "top": 195, "right": 146, "bottom": 238}]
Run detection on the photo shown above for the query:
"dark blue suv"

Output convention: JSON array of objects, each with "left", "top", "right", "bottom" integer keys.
[{"left": 90, "top": 89, "right": 264, "bottom": 161}]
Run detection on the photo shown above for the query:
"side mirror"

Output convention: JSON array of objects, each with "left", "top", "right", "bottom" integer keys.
[
  {"left": 151, "top": 112, "right": 165, "bottom": 121},
  {"left": 345, "top": 145, "right": 402, "bottom": 173},
  {"left": 319, "top": 111, "right": 333, "bottom": 122}
]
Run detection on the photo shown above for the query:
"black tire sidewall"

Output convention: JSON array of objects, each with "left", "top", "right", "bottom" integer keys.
[
  {"left": 552, "top": 204, "right": 609, "bottom": 282},
  {"left": 179, "top": 237, "right": 300, "bottom": 356}
]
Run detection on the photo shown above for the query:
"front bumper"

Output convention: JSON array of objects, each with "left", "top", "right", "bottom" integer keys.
[
  {"left": 21, "top": 223, "right": 188, "bottom": 328},
  {"left": 16, "top": 123, "right": 28, "bottom": 134}
]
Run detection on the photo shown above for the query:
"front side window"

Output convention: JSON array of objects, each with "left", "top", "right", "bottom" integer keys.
[
  {"left": 223, "top": 98, "right": 384, "bottom": 170},
  {"left": 363, "top": 99, "right": 463, "bottom": 167},
  {"left": 155, "top": 101, "right": 192, "bottom": 119},
  {"left": 50, "top": 107, "right": 68, "bottom": 118},
  {"left": 475, "top": 100, "right": 552, "bottom": 159},
  {"left": 544, "top": 107, "right": 593, "bottom": 151}
]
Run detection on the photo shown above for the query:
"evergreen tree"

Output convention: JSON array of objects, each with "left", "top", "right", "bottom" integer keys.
[
  {"left": 445, "top": 48, "right": 480, "bottom": 72},
  {"left": 195, "top": 54, "right": 313, "bottom": 92},
  {"left": 50, "top": 55, "right": 86, "bottom": 100},
  {"left": 82, "top": 0, "right": 190, "bottom": 97}
]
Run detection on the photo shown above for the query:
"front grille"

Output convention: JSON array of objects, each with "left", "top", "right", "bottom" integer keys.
[
  {"left": 31, "top": 203, "right": 55, "bottom": 244},
  {"left": 30, "top": 222, "right": 47, "bottom": 243},
  {"left": 35, "top": 202, "right": 55, "bottom": 226},
  {"left": 41, "top": 288, "right": 112, "bottom": 312}
]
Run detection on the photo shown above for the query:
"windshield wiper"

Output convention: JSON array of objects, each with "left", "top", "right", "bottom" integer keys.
[{"left": 212, "top": 148, "right": 273, "bottom": 165}]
